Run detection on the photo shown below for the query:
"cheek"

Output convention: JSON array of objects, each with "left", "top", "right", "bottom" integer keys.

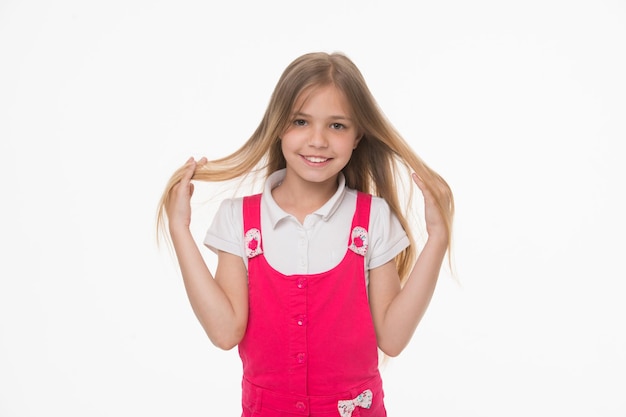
[
  {"left": 281, "top": 130, "right": 306, "bottom": 147},
  {"left": 345, "top": 135, "right": 361, "bottom": 152},
  {"left": 279, "top": 133, "right": 299, "bottom": 155},
  {"left": 350, "top": 137, "right": 360, "bottom": 150}
]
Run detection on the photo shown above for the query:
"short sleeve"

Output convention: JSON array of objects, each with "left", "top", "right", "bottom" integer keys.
[
  {"left": 367, "top": 196, "right": 410, "bottom": 270},
  {"left": 203, "top": 197, "right": 245, "bottom": 259}
]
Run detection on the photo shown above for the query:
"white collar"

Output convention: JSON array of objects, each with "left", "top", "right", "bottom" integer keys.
[{"left": 262, "top": 169, "right": 348, "bottom": 229}]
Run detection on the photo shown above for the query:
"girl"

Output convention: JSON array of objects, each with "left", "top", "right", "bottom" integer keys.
[{"left": 157, "top": 52, "right": 453, "bottom": 417}]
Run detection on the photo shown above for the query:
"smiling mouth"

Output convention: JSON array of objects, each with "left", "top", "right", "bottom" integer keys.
[{"left": 303, "top": 156, "right": 330, "bottom": 163}]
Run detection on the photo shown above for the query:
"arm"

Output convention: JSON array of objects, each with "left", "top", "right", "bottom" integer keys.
[
  {"left": 166, "top": 158, "right": 249, "bottom": 350},
  {"left": 368, "top": 173, "right": 450, "bottom": 357}
]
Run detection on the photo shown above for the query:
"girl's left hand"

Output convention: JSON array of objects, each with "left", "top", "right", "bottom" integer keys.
[{"left": 411, "top": 173, "right": 451, "bottom": 242}]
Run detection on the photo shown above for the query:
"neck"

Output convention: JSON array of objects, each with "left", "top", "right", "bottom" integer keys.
[{"left": 271, "top": 176, "right": 338, "bottom": 223}]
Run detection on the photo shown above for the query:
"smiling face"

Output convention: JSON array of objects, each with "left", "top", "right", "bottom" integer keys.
[{"left": 279, "top": 84, "right": 362, "bottom": 192}]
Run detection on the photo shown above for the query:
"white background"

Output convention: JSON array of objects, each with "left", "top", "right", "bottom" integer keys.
[{"left": 1, "top": 0, "right": 625, "bottom": 416}]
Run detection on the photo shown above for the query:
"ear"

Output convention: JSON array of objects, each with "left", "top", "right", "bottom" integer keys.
[{"left": 353, "top": 133, "right": 364, "bottom": 149}]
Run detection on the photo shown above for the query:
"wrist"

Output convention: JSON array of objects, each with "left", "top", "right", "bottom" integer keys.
[
  {"left": 425, "top": 230, "right": 449, "bottom": 248},
  {"left": 168, "top": 222, "right": 191, "bottom": 237}
]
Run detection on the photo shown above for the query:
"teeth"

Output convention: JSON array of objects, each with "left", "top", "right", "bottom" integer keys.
[{"left": 305, "top": 156, "right": 328, "bottom": 163}]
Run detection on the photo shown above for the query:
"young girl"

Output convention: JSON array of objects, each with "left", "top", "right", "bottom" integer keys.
[{"left": 157, "top": 52, "right": 453, "bottom": 417}]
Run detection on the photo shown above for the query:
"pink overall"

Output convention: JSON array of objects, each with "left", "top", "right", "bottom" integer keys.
[{"left": 239, "top": 192, "right": 387, "bottom": 417}]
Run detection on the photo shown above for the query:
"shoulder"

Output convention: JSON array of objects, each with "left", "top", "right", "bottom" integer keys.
[
  {"left": 345, "top": 189, "right": 392, "bottom": 219},
  {"left": 344, "top": 189, "right": 403, "bottom": 235},
  {"left": 370, "top": 194, "right": 392, "bottom": 217},
  {"left": 204, "top": 197, "right": 246, "bottom": 255},
  {"left": 356, "top": 192, "right": 409, "bottom": 269},
  {"left": 214, "top": 196, "right": 244, "bottom": 219},
  {"left": 367, "top": 194, "right": 402, "bottom": 236}
]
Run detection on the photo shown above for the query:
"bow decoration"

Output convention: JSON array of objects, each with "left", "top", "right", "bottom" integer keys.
[
  {"left": 245, "top": 228, "right": 263, "bottom": 258},
  {"left": 348, "top": 226, "right": 368, "bottom": 256},
  {"left": 337, "top": 389, "right": 373, "bottom": 417}
]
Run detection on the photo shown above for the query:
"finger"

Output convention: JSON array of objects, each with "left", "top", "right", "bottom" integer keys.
[
  {"left": 411, "top": 173, "right": 427, "bottom": 191},
  {"left": 412, "top": 173, "right": 440, "bottom": 205},
  {"left": 180, "top": 158, "right": 197, "bottom": 184}
]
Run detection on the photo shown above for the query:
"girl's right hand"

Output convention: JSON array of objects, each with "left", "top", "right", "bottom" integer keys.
[{"left": 165, "top": 157, "right": 207, "bottom": 231}]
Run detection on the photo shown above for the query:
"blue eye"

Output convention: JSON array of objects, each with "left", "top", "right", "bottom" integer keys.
[
  {"left": 331, "top": 123, "right": 345, "bottom": 129},
  {"left": 294, "top": 119, "right": 307, "bottom": 126}
]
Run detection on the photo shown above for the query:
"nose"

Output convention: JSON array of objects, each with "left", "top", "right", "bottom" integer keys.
[{"left": 307, "top": 126, "right": 328, "bottom": 148}]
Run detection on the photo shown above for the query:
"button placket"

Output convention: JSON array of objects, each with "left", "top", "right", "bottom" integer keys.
[
  {"left": 297, "top": 277, "right": 307, "bottom": 289},
  {"left": 289, "top": 275, "right": 309, "bottom": 393},
  {"left": 297, "top": 228, "right": 308, "bottom": 273},
  {"left": 295, "top": 278, "right": 308, "bottom": 366}
]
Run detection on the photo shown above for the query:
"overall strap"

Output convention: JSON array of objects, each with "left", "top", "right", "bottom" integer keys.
[
  {"left": 242, "top": 193, "right": 263, "bottom": 257},
  {"left": 243, "top": 193, "right": 262, "bottom": 231},
  {"left": 347, "top": 192, "right": 372, "bottom": 256},
  {"left": 351, "top": 192, "right": 372, "bottom": 234}
]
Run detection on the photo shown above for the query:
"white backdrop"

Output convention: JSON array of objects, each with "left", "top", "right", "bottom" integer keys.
[{"left": 1, "top": 1, "right": 625, "bottom": 416}]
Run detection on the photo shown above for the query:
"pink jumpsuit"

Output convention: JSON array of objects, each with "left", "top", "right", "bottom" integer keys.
[{"left": 239, "top": 192, "right": 387, "bottom": 417}]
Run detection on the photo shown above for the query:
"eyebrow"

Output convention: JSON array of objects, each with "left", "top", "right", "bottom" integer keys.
[{"left": 292, "top": 111, "right": 352, "bottom": 121}]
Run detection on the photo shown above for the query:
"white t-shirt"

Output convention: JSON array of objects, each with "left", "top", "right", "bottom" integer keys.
[{"left": 204, "top": 169, "right": 409, "bottom": 279}]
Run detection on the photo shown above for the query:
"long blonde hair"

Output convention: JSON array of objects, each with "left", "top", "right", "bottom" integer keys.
[{"left": 156, "top": 51, "right": 454, "bottom": 282}]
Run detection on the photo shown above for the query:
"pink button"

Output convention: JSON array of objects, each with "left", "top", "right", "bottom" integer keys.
[
  {"left": 297, "top": 353, "right": 306, "bottom": 363},
  {"left": 296, "top": 315, "right": 307, "bottom": 326},
  {"left": 296, "top": 278, "right": 307, "bottom": 289},
  {"left": 295, "top": 401, "right": 306, "bottom": 411}
]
